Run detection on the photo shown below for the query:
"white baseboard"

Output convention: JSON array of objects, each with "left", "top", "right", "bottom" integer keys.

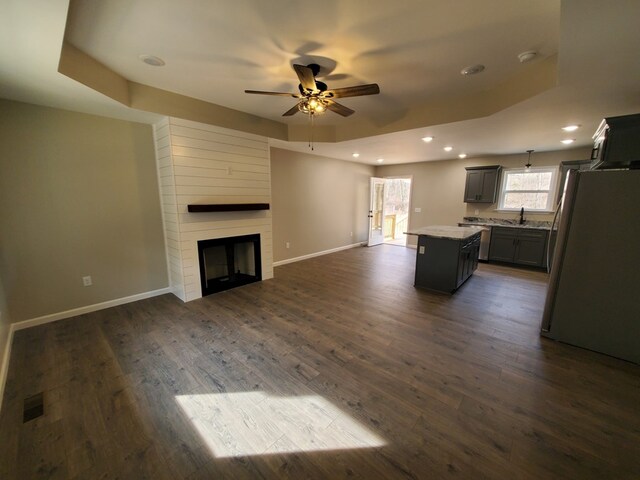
[
  {"left": 0, "top": 286, "right": 172, "bottom": 413},
  {"left": 11, "top": 287, "right": 172, "bottom": 332},
  {"left": 273, "top": 242, "right": 366, "bottom": 267}
]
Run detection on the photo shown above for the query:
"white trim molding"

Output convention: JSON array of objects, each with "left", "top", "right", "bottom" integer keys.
[
  {"left": 0, "top": 287, "right": 171, "bottom": 413},
  {"left": 11, "top": 287, "right": 172, "bottom": 332},
  {"left": 273, "top": 242, "right": 365, "bottom": 267},
  {"left": 0, "top": 326, "right": 13, "bottom": 412}
]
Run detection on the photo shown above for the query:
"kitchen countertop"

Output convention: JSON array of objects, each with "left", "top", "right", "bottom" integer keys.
[
  {"left": 406, "top": 225, "right": 486, "bottom": 240},
  {"left": 459, "top": 217, "right": 553, "bottom": 230}
]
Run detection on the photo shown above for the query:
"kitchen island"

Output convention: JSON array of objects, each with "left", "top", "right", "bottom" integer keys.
[{"left": 406, "top": 225, "right": 485, "bottom": 294}]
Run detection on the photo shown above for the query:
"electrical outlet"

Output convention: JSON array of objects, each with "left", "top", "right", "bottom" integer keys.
[
  {"left": 82, "top": 276, "right": 92, "bottom": 287},
  {"left": 285, "top": 242, "right": 290, "bottom": 249},
  {"left": 474, "top": 209, "right": 479, "bottom": 215}
]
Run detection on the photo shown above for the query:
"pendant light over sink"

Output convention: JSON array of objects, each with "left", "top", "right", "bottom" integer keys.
[{"left": 525, "top": 149, "right": 534, "bottom": 170}]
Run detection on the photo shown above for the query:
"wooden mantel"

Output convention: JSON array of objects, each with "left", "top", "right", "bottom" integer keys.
[{"left": 187, "top": 203, "right": 270, "bottom": 213}]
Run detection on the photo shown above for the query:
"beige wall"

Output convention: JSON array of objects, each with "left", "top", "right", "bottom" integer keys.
[
  {"left": 376, "top": 147, "right": 592, "bottom": 245},
  {"left": 0, "top": 99, "right": 168, "bottom": 322},
  {"left": 271, "top": 147, "right": 374, "bottom": 262}
]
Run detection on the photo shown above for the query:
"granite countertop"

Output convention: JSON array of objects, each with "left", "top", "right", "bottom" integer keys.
[
  {"left": 405, "top": 225, "right": 487, "bottom": 240},
  {"left": 459, "top": 217, "right": 553, "bottom": 230}
]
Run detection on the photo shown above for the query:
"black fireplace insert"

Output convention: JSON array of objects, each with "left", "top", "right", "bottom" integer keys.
[{"left": 197, "top": 234, "right": 261, "bottom": 296}]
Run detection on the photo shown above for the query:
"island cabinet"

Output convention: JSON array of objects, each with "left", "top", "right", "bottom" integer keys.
[
  {"left": 414, "top": 232, "right": 481, "bottom": 293},
  {"left": 464, "top": 166, "right": 501, "bottom": 203},
  {"left": 489, "top": 227, "right": 548, "bottom": 267}
]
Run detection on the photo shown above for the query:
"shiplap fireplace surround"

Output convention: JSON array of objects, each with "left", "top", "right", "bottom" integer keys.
[{"left": 153, "top": 117, "right": 274, "bottom": 302}]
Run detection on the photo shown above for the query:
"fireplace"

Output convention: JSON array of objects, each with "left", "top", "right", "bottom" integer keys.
[{"left": 197, "top": 234, "right": 262, "bottom": 296}]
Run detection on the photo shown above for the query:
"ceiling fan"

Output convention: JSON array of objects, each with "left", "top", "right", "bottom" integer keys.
[{"left": 244, "top": 63, "right": 380, "bottom": 118}]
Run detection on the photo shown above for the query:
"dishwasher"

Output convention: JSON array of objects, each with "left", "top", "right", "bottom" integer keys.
[
  {"left": 458, "top": 223, "right": 492, "bottom": 261},
  {"left": 478, "top": 227, "right": 491, "bottom": 261}
]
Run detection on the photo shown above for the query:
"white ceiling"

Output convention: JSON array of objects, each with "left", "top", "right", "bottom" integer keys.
[{"left": 2, "top": 0, "right": 639, "bottom": 165}]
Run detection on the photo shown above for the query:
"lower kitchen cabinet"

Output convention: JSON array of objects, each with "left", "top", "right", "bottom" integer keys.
[
  {"left": 415, "top": 233, "right": 481, "bottom": 293},
  {"left": 488, "top": 227, "right": 548, "bottom": 267}
]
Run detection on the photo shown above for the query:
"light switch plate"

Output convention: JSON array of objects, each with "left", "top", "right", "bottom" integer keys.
[
  {"left": 419, "top": 246, "right": 425, "bottom": 254},
  {"left": 414, "top": 207, "right": 422, "bottom": 213}
]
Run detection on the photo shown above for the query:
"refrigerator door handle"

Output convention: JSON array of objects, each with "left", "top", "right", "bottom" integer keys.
[
  {"left": 546, "top": 201, "right": 562, "bottom": 273},
  {"left": 541, "top": 170, "right": 580, "bottom": 333}
]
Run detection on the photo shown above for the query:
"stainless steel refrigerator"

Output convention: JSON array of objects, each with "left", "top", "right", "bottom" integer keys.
[{"left": 541, "top": 169, "right": 640, "bottom": 363}]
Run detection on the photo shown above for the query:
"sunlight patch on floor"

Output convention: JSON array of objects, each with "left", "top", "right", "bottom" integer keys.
[{"left": 175, "top": 392, "right": 386, "bottom": 458}]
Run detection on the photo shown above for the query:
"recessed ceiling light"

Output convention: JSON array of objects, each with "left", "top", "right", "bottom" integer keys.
[
  {"left": 376, "top": 158, "right": 384, "bottom": 164},
  {"left": 461, "top": 64, "right": 485, "bottom": 76},
  {"left": 422, "top": 136, "right": 434, "bottom": 143},
  {"left": 139, "top": 54, "right": 165, "bottom": 66},
  {"left": 562, "top": 125, "right": 580, "bottom": 132},
  {"left": 517, "top": 51, "right": 537, "bottom": 63},
  {"left": 458, "top": 153, "right": 467, "bottom": 159},
  {"left": 352, "top": 153, "right": 360, "bottom": 158},
  {"left": 444, "top": 146, "right": 453, "bottom": 152},
  {"left": 561, "top": 139, "right": 575, "bottom": 145}
]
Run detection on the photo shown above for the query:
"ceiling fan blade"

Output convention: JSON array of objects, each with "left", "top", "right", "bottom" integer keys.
[
  {"left": 282, "top": 104, "right": 300, "bottom": 116},
  {"left": 326, "top": 100, "right": 355, "bottom": 117},
  {"left": 293, "top": 64, "right": 318, "bottom": 92},
  {"left": 325, "top": 84, "right": 380, "bottom": 98},
  {"left": 245, "top": 90, "right": 300, "bottom": 97}
]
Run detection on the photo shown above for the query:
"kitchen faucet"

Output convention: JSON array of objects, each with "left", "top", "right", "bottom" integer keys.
[{"left": 519, "top": 207, "right": 525, "bottom": 225}]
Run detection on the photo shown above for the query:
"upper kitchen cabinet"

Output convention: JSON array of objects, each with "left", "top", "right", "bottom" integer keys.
[{"left": 464, "top": 166, "right": 501, "bottom": 203}]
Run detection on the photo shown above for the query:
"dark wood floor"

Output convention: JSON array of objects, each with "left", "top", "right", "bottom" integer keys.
[{"left": 1, "top": 245, "right": 640, "bottom": 479}]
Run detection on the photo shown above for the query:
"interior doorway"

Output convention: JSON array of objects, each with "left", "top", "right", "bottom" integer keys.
[{"left": 383, "top": 177, "right": 412, "bottom": 246}]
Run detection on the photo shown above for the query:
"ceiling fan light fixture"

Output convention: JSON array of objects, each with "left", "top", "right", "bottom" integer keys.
[{"left": 298, "top": 96, "right": 328, "bottom": 115}]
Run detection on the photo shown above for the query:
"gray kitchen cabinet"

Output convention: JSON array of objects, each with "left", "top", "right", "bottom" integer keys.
[
  {"left": 464, "top": 166, "right": 501, "bottom": 203},
  {"left": 415, "top": 233, "right": 481, "bottom": 293},
  {"left": 488, "top": 227, "right": 518, "bottom": 262},
  {"left": 489, "top": 227, "right": 548, "bottom": 267}
]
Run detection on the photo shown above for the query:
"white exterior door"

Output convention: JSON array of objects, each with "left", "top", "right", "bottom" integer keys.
[{"left": 368, "top": 177, "right": 385, "bottom": 246}]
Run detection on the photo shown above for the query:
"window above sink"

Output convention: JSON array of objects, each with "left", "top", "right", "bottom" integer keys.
[{"left": 497, "top": 166, "right": 559, "bottom": 212}]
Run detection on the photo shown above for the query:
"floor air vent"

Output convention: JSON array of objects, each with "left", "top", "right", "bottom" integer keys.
[{"left": 23, "top": 392, "right": 44, "bottom": 423}]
